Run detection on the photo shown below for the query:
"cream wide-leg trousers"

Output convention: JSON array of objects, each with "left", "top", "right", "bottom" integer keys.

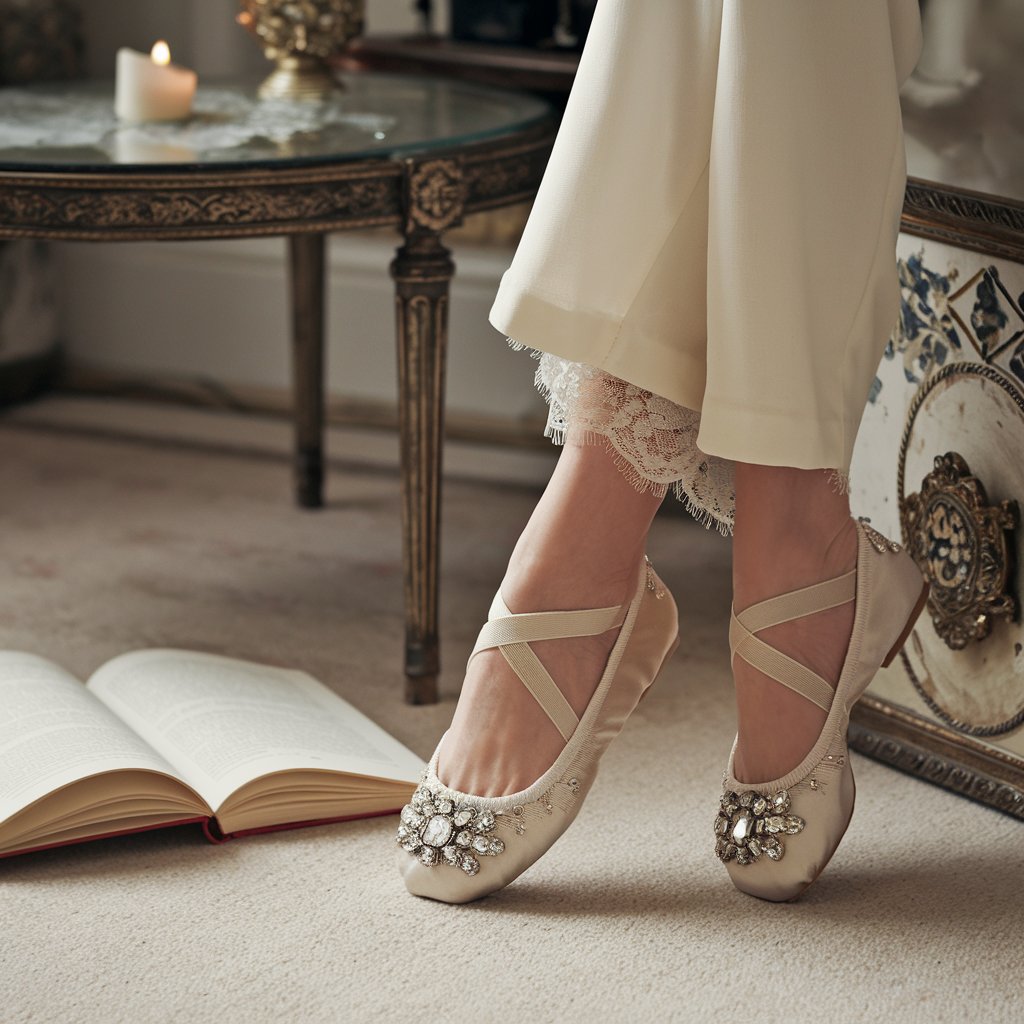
[{"left": 489, "top": 0, "right": 923, "bottom": 533}]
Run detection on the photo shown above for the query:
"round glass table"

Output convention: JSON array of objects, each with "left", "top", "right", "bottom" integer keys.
[{"left": 0, "top": 73, "right": 558, "bottom": 703}]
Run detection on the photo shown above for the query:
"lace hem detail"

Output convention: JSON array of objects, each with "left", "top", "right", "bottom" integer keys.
[{"left": 508, "top": 339, "right": 737, "bottom": 535}]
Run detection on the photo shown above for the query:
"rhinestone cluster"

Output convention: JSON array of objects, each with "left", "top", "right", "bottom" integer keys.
[
  {"left": 397, "top": 786, "right": 506, "bottom": 876},
  {"left": 714, "top": 789, "right": 805, "bottom": 866},
  {"left": 644, "top": 556, "right": 666, "bottom": 599},
  {"left": 858, "top": 518, "right": 902, "bottom": 554}
]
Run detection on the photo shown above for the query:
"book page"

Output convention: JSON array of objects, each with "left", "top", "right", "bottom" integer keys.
[
  {"left": 87, "top": 650, "right": 425, "bottom": 812},
  {"left": 0, "top": 652, "right": 194, "bottom": 825}
]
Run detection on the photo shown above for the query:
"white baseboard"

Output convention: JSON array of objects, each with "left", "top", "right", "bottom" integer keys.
[{"left": 53, "top": 231, "right": 546, "bottom": 428}]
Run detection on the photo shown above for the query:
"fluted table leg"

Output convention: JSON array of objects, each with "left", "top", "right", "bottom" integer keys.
[
  {"left": 391, "top": 231, "right": 454, "bottom": 704},
  {"left": 288, "top": 232, "right": 326, "bottom": 509}
]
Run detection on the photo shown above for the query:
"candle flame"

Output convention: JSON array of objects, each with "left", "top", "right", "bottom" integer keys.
[{"left": 151, "top": 41, "right": 171, "bottom": 66}]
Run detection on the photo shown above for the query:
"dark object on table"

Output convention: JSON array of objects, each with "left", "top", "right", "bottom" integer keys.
[
  {"left": 341, "top": 34, "right": 579, "bottom": 102},
  {"left": 451, "top": 0, "right": 560, "bottom": 49},
  {"left": 0, "top": 0, "right": 84, "bottom": 84}
]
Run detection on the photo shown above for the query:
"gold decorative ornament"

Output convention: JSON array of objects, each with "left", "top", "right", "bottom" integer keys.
[
  {"left": 404, "top": 158, "right": 465, "bottom": 235},
  {"left": 237, "top": 0, "right": 365, "bottom": 101},
  {"left": 900, "top": 451, "right": 1018, "bottom": 650}
]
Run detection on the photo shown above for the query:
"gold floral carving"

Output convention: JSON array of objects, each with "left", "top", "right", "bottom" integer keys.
[
  {"left": 405, "top": 159, "right": 465, "bottom": 235},
  {"left": 0, "top": 179, "right": 397, "bottom": 234},
  {"left": 901, "top": 451, "right": 1018, "bottom": 650}
]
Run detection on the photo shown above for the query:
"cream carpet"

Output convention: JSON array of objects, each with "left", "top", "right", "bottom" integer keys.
[{"left": 1, "top": 398, "right": 1019, "bottom": 1024}]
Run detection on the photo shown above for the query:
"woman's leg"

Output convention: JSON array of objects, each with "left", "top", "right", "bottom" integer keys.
[
  {"left": 730, "top": 464, "right": 858, "bottom": 782},
  {"left": 438, "top": 425, "right": 664, "bottom": 797}
]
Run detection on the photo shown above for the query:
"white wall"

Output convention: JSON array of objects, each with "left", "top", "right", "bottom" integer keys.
[
  {"left": 55, "top": 234, "right": 538, "bottom": 423},
  {"left": 59, "top": 0, "right": 543, "bottom": 429},
  {"left": 79, "top": 0, "right": 426, "bottom": 79}
]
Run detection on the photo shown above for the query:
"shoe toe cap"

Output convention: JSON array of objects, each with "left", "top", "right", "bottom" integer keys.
[
  {"left": 722, "top": 768, "right": 856, "bottom": 902},
  {"left": 396, "top": 847, "right": 504, "bottom": 904}
]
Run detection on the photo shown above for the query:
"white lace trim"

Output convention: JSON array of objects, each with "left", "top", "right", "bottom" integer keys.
[{"left": 508, "top": 340, "right": 737, "bottom": 535}]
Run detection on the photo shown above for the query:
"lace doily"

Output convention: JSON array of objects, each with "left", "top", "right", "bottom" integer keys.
[
  {"left": 0, "top": 87, "right": 397, "bottom": 159},
  {"left": 509, "top": 340, "right": 736, "bottom": 535}
]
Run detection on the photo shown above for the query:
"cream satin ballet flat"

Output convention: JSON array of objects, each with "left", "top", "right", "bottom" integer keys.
[
  {"left": 714, "top": 519, "right": 929, "bottom": 902},
  {"left": 397, "top": 555, "right": 679, "bottom": 904}
]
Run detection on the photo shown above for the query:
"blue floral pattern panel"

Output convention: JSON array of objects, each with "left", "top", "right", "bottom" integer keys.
[
  {"left": 871, "top": 249, "right": 962, "bottom": 404},
  {"left": 948, "top": 265, "right": 1024, "bottom": 364},
  {"left": 883, "top": 251, "right": 964, "bottom": 393}
]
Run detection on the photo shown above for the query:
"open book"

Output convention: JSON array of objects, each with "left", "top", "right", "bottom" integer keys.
[{"left": 0, "top": 649, "right": 424, "bottom": 859}]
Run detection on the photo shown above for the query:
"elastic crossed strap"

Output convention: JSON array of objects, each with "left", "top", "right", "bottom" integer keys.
[
  {"left": 729, "top": 571, "right": 856, "bottom": 712},
  {"left": 470, "top": 593, "right": 627, "bottom": 742}
]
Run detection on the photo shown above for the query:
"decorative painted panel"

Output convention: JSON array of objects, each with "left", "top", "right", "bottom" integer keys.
[{"left": 850, "top": 233, "right": 1024, "bottom": 816}]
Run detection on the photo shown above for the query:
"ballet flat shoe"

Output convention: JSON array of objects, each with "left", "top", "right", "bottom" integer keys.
[
  {"left": 397, "top": 555, "right": 679, "bottom": 904},
  {"left": 715, "top": 519, "right": 929, "bottom": 902}
]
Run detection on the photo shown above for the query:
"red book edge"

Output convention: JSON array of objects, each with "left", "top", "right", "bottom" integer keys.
[{"left": 0, "top": 807, "right": 402, "bottom": 860}]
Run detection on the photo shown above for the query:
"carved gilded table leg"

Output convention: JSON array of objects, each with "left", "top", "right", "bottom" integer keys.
[
  {"left": 392, "top": 157, "right": 465, "bottom": 703},
  {"left": 288, "top": 232, "right": 326, "bottom": 509},
  {"left": 391, "top": 232, "right": 454, "bottom": 704}
]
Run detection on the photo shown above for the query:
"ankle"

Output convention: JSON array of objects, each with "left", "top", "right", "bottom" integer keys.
[
  {"left": 500, "top": 541, "right": 645, "bottom": 614},
  {"left": 733, "top": 515, "right": 857, "bottom": 610}
]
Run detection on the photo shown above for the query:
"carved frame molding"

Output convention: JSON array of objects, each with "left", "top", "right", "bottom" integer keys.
[
  {"left": 902, "top": 176, "right": 1024, "bottom": 264},
  {"left": 850, "top": 696, "right": 1024, "bottom": 821}
]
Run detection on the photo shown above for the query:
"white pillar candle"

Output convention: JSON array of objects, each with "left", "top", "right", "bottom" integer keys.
[{"left": 115, "top": 42, "right": 197, "bottom": 123}]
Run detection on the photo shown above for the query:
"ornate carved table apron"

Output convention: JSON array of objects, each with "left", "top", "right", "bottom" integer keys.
[{"left": 0, "top": 76, "right": 556, "bottom": 703}]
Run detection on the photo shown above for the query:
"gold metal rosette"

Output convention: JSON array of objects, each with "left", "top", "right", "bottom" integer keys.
[
  {"left": 889, "top": 363, "right": 1024, "bottom": 738},
  {"left": 237, "top": 0, "right": 365, "bottom": 101},
  {"left": 901, "top": 451, "right": 1018, "bottom": 651}
]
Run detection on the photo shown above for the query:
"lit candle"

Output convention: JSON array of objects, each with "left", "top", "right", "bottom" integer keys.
[{"left": 115, "top": 42, "right": 197, "bottom": 123}]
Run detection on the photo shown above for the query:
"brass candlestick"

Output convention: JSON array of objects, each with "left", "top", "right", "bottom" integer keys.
[{"left": 237, "top": 0, "right": 365, "bottom": 101}]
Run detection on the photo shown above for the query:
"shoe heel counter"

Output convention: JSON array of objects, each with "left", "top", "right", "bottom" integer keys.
[
  {"left": 644, "top": 562, "right": 681, "bottom": 659},
  {"left": 859, "top": 546, "right": 927, "bottom": 685}
]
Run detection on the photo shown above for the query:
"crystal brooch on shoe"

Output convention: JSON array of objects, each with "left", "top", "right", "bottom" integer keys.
[
  {"left": 714, "top": 789, "right": 805, "bottom": 866},
  {"left": 397, "top": 785, "right": 507, "bottom": 876}
]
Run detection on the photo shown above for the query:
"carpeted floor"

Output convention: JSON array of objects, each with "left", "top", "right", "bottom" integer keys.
[{"left": 1, "top": 398, "right": 1019, "bottom": 1024}]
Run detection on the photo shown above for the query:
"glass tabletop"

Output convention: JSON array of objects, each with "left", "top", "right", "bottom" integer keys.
[{"left": 0, "top": 73, "right": 553, "bottom": 173}]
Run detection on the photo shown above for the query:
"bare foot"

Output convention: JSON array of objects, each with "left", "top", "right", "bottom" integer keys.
[
  {"left": 436, "top": 564, "right": 633, "bottom": 796},
  {"left": 435, "top": 428, "right": 663, "bottom": 797},
  {"left": 732, "top": 466, "right": 858, "bottom": 783}
]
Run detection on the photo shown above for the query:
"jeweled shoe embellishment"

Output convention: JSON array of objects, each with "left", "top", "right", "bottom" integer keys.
[
  {"left": 644, "top": 556, "right": 666, "bottom": 599},
  {"left": 397, "top": 786, "right": 506, "bottom": 876},
  {"left": 714, "top": 789, "right": 805, "bottom": 866},
  {"left": 857, "top": 518, "right": 902, "bottom": 554}
]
